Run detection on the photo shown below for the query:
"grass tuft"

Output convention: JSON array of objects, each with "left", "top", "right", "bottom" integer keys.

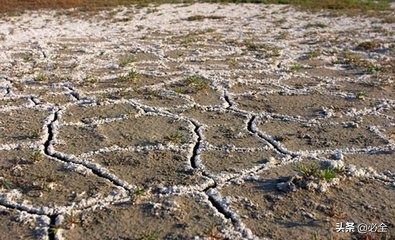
[
  {"left": 293, "top": 162, "right": 338, "bottom": 182},
  {"left": 119, "top": 69, "right": 139, "bottom": 83}
]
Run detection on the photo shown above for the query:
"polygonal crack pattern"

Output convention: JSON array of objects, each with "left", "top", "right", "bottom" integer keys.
[{"left": 0, "top": 3, "right": 394, "bottom": 240}]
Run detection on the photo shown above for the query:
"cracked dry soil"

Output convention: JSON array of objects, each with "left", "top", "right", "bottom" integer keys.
[{"left": 0, "top": 3, "right": 394, "bottom": 240}]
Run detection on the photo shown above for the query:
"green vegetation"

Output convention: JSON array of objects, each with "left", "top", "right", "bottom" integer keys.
[
  {"left": 83, "top": 74, "right": 98, "bottom": 86},
  {"left": 34, "top": 73, "right": 48, "bottom": 82},
  {"left": 290, "top": 64, "right": 302, "bottom": 72},
  {"left": 119, "top": 55, "right": 134, "bottom": 67},
  {"left": 1, "top": 0, "right": 389, "bottom": 16},
  {"left": 333, "top": 49, "right": 381, "bottom": 74},
  {"left": 307, "top": 50, "right": 320, "bottom": 59},
  {"left": 139, "top": 231, "right": 160, "bottom": 240},
  {"left": 119, "top": 69, "right": 139, "bottom": 83},
  {"left": 134, "top": 187, "right": 145, "bottom": 197},
  {"left": 30, "top": 129, "right": 40, "bottom": 139},
  {"left": 184, "top": 75, "right": 209, "bottom": 93},
  {"left": 22, "top": 53, "right": 33, "bottom": 62},
  {"left": 305, "top": 22, "right": 327, "bottom": 28},
  {"left": 356, "top": 41, "right": 378, "bottom": 51},
  {"left": 165, "top": 131, "right": 185, "bottom": 144},
  {"left": 30, "top": 151, "right": 43, "bottom": 163},
  {"left": 293, "top": 162, "right": 338, "bottom": 182},
  {"left": 356, "top": 91, "right": 366, "bottom": 100},
  {"left": 244, "top": 40, "right": 281, "bottom": 58},
  {"left": 186, "top": 15, "right": 224, "bottom": 21},
  {"left": 0, "top": 178, "right": 13, "bottom": 189}
]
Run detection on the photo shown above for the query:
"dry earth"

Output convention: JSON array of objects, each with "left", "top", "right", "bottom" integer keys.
[{"left": 0, "top": 3, "right": 394, "bottom": 240}]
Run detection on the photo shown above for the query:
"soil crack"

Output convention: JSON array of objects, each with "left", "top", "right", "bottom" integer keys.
[
  {"left": 189, "top": 120, "right": 202, "bottom": 169},
  {"left": 247, "top": 115, "right": 297, "bottom": 157}
]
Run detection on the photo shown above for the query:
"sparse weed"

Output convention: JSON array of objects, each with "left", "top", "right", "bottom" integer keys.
[
  {"left": 294, "top": 162, "right": 320, "bottom": 179},
  {"left": 305, "top": 22, "right": 327, "bottom": 28},
  {"left": 63, "top": 212, "right": 79, "bottom": 229},
  {"left": 83, "top": 75, "right": 97, "bottom": 86},
  {"left": 119, "top": 69, "right": 139, "bottom": 83},
  {"left": 317, "top": 168, "right": 337, "bottom": 182},
  {"left": 227, "top": 58, "right": 239, "bottom": 68},
  {"left": 203, "top": 225, "right": 223, "bottom": 240},
  {"left": 119, "top": 56, "right": 134, "bottom": 67},
  {"left": 366, "top": 64, "right": 379, "bottom": 74},
  {"left": 308, "top": 50, "right": 320, "bottom": 59},
  {"left": 294, "top": 162, "right": 338, "bottom": 182},
  {"left": 290, "top": 64, "right": 302, "bottom": 72},
  {"left": 186, "top": 15, "right": 224, "bottom": 21},
  {"left": 174, "top": 86, "right": 184, "bottom": 95},
  {"left": 35, "top": 73, "right": 48, "bottom": 82},
  {"left": 165, "top": 131, "right": 185, "bottom": 144},
  {"left": 22, "top": 54, "right": 33, "bottom": 62},
  {"left": 356, "top": 91, "right": 366, "bottom": 100},
  {"left": 356, "top": 41, "right": 378, "bottom": 51},
  {"left": 30, "top": 129, "right": 40, "bottom": 139},
  {"left": 244, "top": 40, "right": 281, "bottom": 57},
  {"left": 30, "top": 151, "right": 43, "bottom": 163},
  {"left": 48, "top": 224, "right": 60, "bottom": 236},
  {"left": 131, "top": 187, "right": 146, "bottom": 204},
  {"left": 134, "top": 187, "right": 145, "bottom": 197},
  {"left": 184, "top": 75, "right": 209, "bottom": 93},
  {"left": 45, "top": 172, "right": 57, "bottom": 183},
  {"left": 139, "top": 231, "right": 160, "bottom": 240},
  {"left": 0, "top": 178, "right": 13, "bottom": 189}
]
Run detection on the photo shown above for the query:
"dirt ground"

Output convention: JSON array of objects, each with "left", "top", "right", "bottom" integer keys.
[{"left": 0, "top": 3, "right": 394, "bottom": 240}]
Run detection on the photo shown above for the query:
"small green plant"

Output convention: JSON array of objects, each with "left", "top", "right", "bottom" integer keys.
[
  {"left": 131, "top": 187, "right": 146, "bottom": 204},
  {"left": 308, "top": 50, "right": 320, "bottom": 59},
  {"left": 30, "top": 129, "right": 40, "bottom": 139},
  {"left": 186, "top": 15, "right": 224, "bottom": 21},
  {"left": 356, "top": 91, "right": 366, "bottom": 100},
  {"left": 294, "top": 162, "right": 320, "bottom": 179},
  {"left": 0, "top": 178, "right": 13, "bottom": 189},
  {"left": 356, "top": 41, "right": 378, "bottom": 51},
  {"left": 83, "top": 75, "right": 97, "bottom": 86},
  {"left": 290, "top": 64, "right": 302, "bottom": 71},
  {"left": 294, "top": 162, "right": 338, "bottom": 182},
  {"left": 142, "top": 88, "right": 159, "bottom": 100},
  {"left": 139, "top": 231, "right": 160, "bottom": 240},
  {"left": 119, "top": 69, "right": 139, "bottom": 83},
  {"left": 366, "top": 64, "right": 379, "bottom": 74},
  {"left": 184, "top": 75, "right": 209, "bottom": 93},
  {"left": 305, "top": 22, "right": 327, "bottom": 28},
  {"left": 119, "top": 56, "right": 134, "bottom": 67},
  {"left": 174, "top": 86, "right": 184, "bottom": 95},
  {"left": 22, "top": 54, "right": 33, "bottom": 62},
  {"left": 30, "top": 151, "right": 43, "bottom": 163},
  {"left": 165, "top": 131, "right": 185, "bottom": 144},
  {"left": 317, "top": 168, "right": 337, "bottom": 181},
  {"left": 35, "top": 73, "right": 48, "bottom": 82},
  {"left": 227, "top": 58, "right": 239, "bottom": 68},
  {"left": 134, "top": 187, "right": 145, "bottom": 197},
  {"left": 48, "top": 224, "right": 60, "bottom": 236}
]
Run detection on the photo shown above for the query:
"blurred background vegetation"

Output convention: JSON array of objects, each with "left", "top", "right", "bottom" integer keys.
[{"left": 0, "top": 0, "right": 391, "bottom": 13}]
